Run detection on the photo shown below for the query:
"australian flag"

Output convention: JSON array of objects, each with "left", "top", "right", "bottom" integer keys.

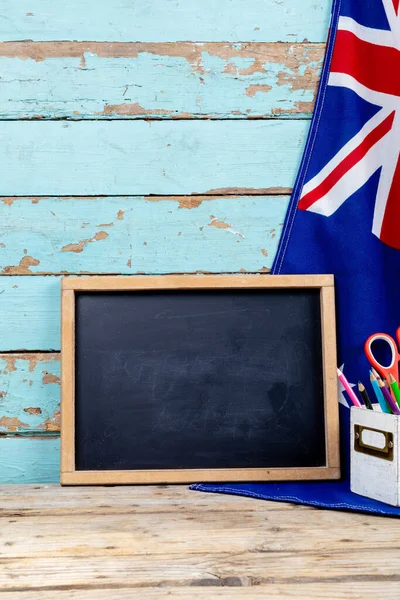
[{"left": 193, "top": 0, "right": 400, "bottom": 516}]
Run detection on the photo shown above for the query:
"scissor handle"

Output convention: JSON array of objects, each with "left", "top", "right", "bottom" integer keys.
[{"left": 364, "top": 332, "right": 399, "bottom": 384}]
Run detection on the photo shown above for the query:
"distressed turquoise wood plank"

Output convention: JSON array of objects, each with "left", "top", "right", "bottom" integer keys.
[
  {"left": 0, "top": 42, "right": 322, "bottom": 119},
  {"left": 0, "top": 354, "right": 60, "bottom": 434},
  {"left": 0, "top": 277, "right": 61, "bottom": 351},
  {"left": 0, "top": 438, "right": 59, "bottom": 483},
  {"left": 0, "top": 121, "right": 308, "bottom": 196},
  {"left": 0, "top": 1, "right": 330, "bottom": 42},
  {"left": 0, "top": 196, "right": 288, "bottom": 275}
]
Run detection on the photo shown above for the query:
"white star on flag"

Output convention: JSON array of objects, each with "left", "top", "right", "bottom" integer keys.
[{"left": 338, "top": 364, "right": 355, "bottom": 408}]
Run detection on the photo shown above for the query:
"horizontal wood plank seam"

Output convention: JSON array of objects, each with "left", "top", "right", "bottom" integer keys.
[
  {"left": 0, "top": 191, "right": 293, "bottom": 199},
  {"left": 0, "top": 117, "right": 312, "bottom": 122},
  {"left": 0, "top": 272, "right": 273, "bottom": 277}
]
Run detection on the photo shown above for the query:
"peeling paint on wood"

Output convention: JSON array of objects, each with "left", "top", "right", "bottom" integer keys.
[
  {"left": 0, "top": 120, "right": 308, "bottom": 196},
  {"left": 0, "top": 42, "right": 323, "bottom": 119},
  {"left": 0, "top": 196, "right": 288, "bottom": 275},
  {"left": 0, "top": 438, "right": 59, "bottom": 483},
  {"left": 0, "top": 1, "right": 330, "bottom": 43},
  {"left": 0, "top": 354, "right": 60, "bottom": 433}
]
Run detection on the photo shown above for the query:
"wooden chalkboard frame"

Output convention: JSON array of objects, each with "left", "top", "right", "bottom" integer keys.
[{"left": 61, "top": 275, "right": 340, "bottom": 485}]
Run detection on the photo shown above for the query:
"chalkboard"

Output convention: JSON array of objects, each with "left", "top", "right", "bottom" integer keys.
[{"left": 61, "top": 275, "right": 340, "bottom": 484}]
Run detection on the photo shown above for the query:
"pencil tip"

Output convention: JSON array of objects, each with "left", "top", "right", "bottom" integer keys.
[
  {"left": 389, "top": 373, "right": 395, "bottom": 383},
  {"left": 337, "top": 367, "right": 342, "bottom": 376},
  {"left": 371, "top": 367, "right": 380, "bottom": 378},
  {"left": 358, "top": 381, "right": 364, "bottom": 391},
  {"left": 370, "top": 371, "right": 376, "bottom": 381}
]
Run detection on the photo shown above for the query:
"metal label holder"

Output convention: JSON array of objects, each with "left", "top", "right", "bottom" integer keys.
[{"left": 354, "top": 424, "right": 394, "bottom": 461}]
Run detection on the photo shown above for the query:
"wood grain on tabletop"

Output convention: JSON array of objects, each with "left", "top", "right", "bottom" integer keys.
[
  {"left": 1, "top": 587, "right": 399, "bottom": 600},
  {"left": 0, "top": 485, "right": 399, "bottom": 599}
]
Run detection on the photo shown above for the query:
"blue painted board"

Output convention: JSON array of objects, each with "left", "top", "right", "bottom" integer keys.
[
  {"left": 0, "top": 277, "right": 61, "bottom": 351},
  {"left": 0, "top": 438, "right": 59, "bottom": 483},
  {"left": 0, "top": 120, "right": 308, "bottom": 195},
  {"left": 0, "top": 195, "right": 288, "bottom": 274},
  {"left": 0, "top": 42, "right": 322, "bottom": 119},
  {"left": 0, "top": 1, "right": 330, "bottom": 42},
  {"left": 0, "top": 354, "right": 60, "bottom": 433}
]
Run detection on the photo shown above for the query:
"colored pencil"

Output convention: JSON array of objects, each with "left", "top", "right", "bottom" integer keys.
[
  {"left": 370, "top": 371, "right": 391, "bottom": 413},
  {"left": 357, "top": 382, "right": 373, "bottom": 410},
  {"left": 337, "top": 368, "right": 362, "bottom": 407},
  {"left": 378, "top": 378, "right": 400, "bottom": 415},
  {"left": 371, "top": 367, "right": 381, "bottom": 379},
  {"left": 389, "top": 373, "right": 400, "bottom": 408},
  {"left": 371, "top": 367, "right": 389, "bottom": 387}
]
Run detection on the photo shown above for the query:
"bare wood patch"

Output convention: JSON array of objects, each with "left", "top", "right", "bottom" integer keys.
[
  {"left": 0, "top": 356, "right": 17, "bottom": 373},
  {"left": 24, "top": 407, "right": 42, "bottom": 415},
  {"left": 0, "top": 416, "right": 29, "bottom": 431},
  {"left": 42, "top": 372, "right": 61, "bottom": 385},
  {"left": 38, "top": 409, "right": 61, "bottom": 432},
  {"left": 1, "top": 255, "right": 40, "bottom": 275},
  {"left": 202, "top": 187, "right": 292, "bottom": 195},
  {"left": 245, "top": 84, "right": 272, "bottom": 97},
  {"left": 100, "top": 104, "right": 195, "bottom": 118},
  {"left": 61, "top": 231, "right": 109, "bottom": 253},
  {"left": 208, "top": 218, "right": 231, "bottom": 230},
  {"left": 0, "top": 353, "right": 60, "bottom": 374},
  {"left": 272, "top": 100, "right": 315, "bottom": 116},
  {"left": 28, "top": 354, "right": 60, "bottom": 372}
]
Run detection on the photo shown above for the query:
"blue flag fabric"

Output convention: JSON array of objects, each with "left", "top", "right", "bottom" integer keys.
[{"left": 193, "top": 0, "right": 400, "bottom": 516}]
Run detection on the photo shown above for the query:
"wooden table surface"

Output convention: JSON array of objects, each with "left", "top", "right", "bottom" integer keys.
[{"left": 1, "top": 485, "right": 400, "bottom": 599}]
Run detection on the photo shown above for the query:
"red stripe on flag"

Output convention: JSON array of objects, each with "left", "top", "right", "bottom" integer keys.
[
  {"left": 380, "top": 153, "right": 400, "bottom": 250},
  {"left": 394, "top": 0, "right": 399, "bottom": 15},
  {"left": 299, "top": 112, "right": 395, "bottom": 210},
  {"left": 330, "top": 30, "right": 400, "bottom": 97}
]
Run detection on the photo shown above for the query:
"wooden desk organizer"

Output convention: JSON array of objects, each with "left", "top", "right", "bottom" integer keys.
[{"left": 351, "top": 407, "right": 400, "bottom": 506}]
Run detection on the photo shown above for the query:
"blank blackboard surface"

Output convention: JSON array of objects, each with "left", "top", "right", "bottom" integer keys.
[{"left": 74, "top": 288, "right": 326, "bottom": 472}]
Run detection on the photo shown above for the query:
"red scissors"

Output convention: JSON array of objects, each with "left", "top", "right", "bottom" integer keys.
[{"left": 364, "top": 327, "right": 400, "bottom": 386}]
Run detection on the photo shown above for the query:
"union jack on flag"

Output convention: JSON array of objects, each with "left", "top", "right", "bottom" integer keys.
[{"left": 298, "top": 0, "right": 400, "bottom": 250}]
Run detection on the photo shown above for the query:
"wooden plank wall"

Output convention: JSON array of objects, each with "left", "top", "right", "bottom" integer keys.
[{"left": 0, "top": 0, "right": 329, "bottom": 482}]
